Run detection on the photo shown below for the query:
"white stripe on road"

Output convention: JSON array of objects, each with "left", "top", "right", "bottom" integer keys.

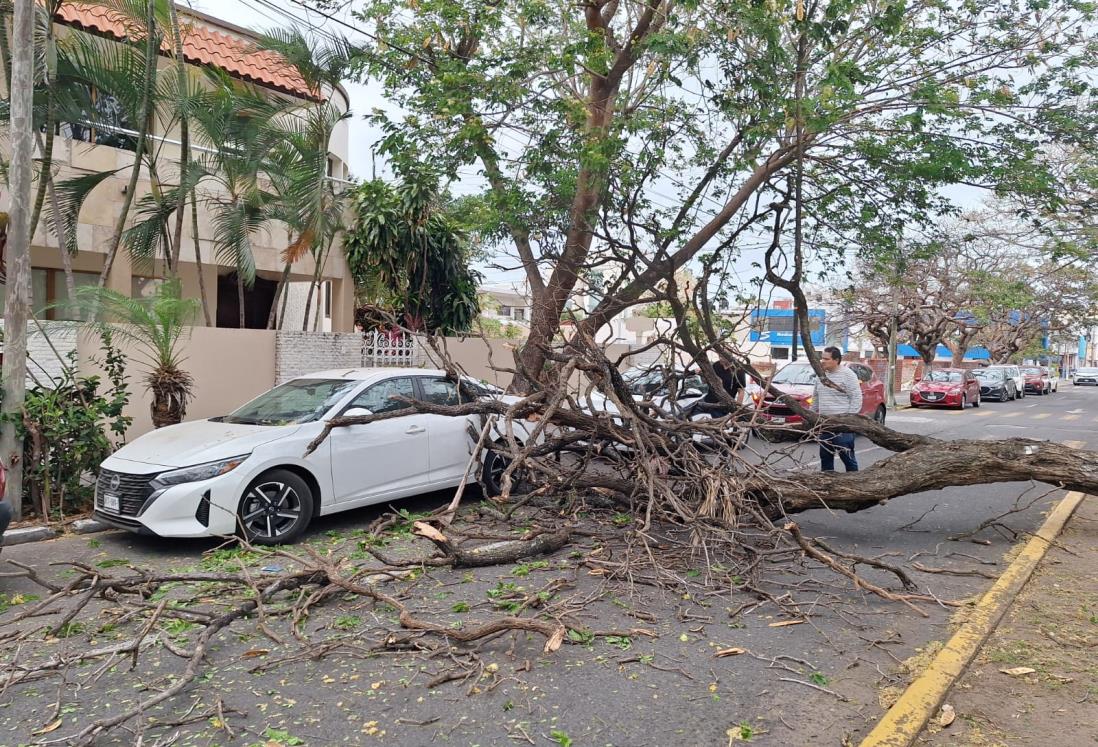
[
  {"left": 1063, "top": 414, "right": 1081, "bottom": 421},
  {"left": 1032, "top": 413, "right": 1051, "bottom": 420}
]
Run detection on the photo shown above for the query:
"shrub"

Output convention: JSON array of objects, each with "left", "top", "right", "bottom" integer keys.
[{"left": 17, "top": 330, "right": 131, "bottom": 518}]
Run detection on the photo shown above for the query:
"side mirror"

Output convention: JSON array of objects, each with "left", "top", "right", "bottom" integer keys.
[{"left": 344, "top": 407, "right": 373, "bottom": 418}]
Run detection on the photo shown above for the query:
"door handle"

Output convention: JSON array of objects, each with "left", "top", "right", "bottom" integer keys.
[{"left": 406, "top": 425, "right": 426, "bottom": 434}]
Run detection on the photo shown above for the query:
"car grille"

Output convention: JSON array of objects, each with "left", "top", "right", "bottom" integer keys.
[
  {"left": 96, "top": 469, "right": 159, "bottom": 517},
  {"left": 1077, "top": 377, "right": 1095, "bottom": 384},
  {"left": 762, "top": 403, "right": 797, "bottom": 417}
]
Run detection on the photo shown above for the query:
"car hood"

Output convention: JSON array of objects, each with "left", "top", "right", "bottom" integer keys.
[
  {"left": 914, "top": 382, "right": 962, "bottom": 393},
  {"left": 766, "top": 383, "right": 814, "bottom": 400},
  {"left": 975, "top": 379, "right": 1006, "bottom": 387},
  {"left": 110, "top": 419, "right": 303, "bottom": 469}
]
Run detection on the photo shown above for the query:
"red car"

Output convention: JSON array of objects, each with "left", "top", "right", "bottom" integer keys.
[
  {"left": 1020, "top": 366, "right": 1052, "bottom": 395},
  {"left": 751, "top": 362, "right": 888, "bottom": 426},
  {"left": 910, "top": 368, "right": 981, "bottom": 409}
]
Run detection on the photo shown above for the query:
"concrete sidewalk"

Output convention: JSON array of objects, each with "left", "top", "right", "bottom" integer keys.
[{"left": 915, "top": 496, "right": 1098, "bottom": 745}]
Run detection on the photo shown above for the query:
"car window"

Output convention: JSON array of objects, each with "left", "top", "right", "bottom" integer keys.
[
  {"left": 772, "top": 364, "right": 817, "bottom": 385},
  {"left": 850, "top": 364, "right": 873, "bottom": 383},
  {"left": 420, "top": 378, "right": 461, "bottom": 406},
  {"left": 348, "top": 377, "right": 415, "bottom": 415},
  {"left": 225, "top": 378, "right": 360, "bottom": 425}
]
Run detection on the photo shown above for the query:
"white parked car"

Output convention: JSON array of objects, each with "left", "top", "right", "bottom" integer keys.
[
  {"left": 1073, "top": 367, "right": 1098, "bottom": 386},
  {"left": 94, "top": 369, "right": 519, "bottom": 544},
  {"left": 984, "top": 365, "right": 1025, "bottom": 400}
]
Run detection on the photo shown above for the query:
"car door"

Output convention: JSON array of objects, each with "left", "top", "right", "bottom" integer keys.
[
  {"left": 415, "top": 377, "right": 477, "bottom": 485},
  {"left": 849, "top": 364, "right": 882, "bottom": 416},
  {"left": 965, "top": 372, "right": 979, "bottom": 400},
  {"left": 328, "top": 376, "right": 429, "bottom": 504}
]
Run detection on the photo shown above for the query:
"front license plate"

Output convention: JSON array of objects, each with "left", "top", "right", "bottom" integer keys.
[
  {"left": 102, "top": 493, "right": 120, "bottom": 512},
  {"left": 769, "top": 416, "right": 786, "bottom": 424}
]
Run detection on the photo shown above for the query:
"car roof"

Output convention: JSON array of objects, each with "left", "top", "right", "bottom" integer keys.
[{"left": 293, "top": 367, "right": 449, "bottom": 381}]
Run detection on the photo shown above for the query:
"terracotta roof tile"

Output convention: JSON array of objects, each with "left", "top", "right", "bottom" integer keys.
[{"left": 55, "top": 2, "right": 318, "bottom": 100}]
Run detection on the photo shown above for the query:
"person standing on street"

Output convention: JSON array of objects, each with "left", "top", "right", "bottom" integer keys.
[
  {"left": 815, "top": 346, "right": 862, "bottom": 472},
  {"left": 701, "top": 358, "right": 746, "bottom": 415}
]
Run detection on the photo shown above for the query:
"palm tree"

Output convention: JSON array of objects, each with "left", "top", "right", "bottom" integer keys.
[
  {"left": 254, "top": 29, "right": 355, "bottom": 330},
  {"left": 76, "top": 278, "right": 200, "bottom": 428},
  {"left": 188, "top": 73, "right": 288, "bottom": 327}
]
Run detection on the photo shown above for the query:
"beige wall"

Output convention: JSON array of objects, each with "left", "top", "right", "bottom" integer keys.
[{"left": 78, "top": 326, "right": 277, "bottom": 439}]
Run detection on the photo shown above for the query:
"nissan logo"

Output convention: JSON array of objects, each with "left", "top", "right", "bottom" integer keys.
[{"left": 109, "top": 474, "right": 121, "bottom": 491}]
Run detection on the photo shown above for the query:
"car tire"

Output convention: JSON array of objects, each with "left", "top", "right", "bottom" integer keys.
[
  {"left": 958, "top": 394, "right": 967, "bottom": 410},
  {"left": 873, "top": 405, "right": 886, "bottom": 424},
  {"left": 237, "top": 469, "right": 314, "bottom": 546},
  {"left": 972, "top": 393, "right": 980, "bottom": 408},
  {"left": 483, "top": 447, "right": 524, "bottom": 497}
]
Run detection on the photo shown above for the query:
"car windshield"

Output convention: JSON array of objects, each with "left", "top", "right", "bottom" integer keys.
[
  {"left": 972, "top": 369, "right": 1004, "bottom": 381},
  {"left": 924, "top": 370, "right": 963, "bottom": 383},
  {"left": 622, "top": 368, "right": 706, "bottom": 396},
  {"left": 1078, "top": 368, "right": 1098, "bottom": 375},
  {"left": 771, "top": 364, "right": 818, "bottom": 385},
  {"left": 222, "top": 378, "right": 360, "bottom": 425},
  {"left": 1021, "top": 367, "right": 1041, "bottom": 375}
]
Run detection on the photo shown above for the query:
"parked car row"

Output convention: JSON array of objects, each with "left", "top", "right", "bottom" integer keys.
[{"left": 910, "top": 364, "right": 1060, "bottom": 409}]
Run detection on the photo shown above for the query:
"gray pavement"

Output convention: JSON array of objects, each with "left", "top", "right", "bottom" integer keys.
[{"left": 0, "top": 384, "right": 1095, "bottom": 746}]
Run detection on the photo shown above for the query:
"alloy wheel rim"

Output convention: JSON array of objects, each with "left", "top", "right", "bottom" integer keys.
[
  {"left": 241, "top": 481, "right": 301, "bottom": 539},
  {"left": 489, "top": 453, "right": 509, "bottom": 486}
]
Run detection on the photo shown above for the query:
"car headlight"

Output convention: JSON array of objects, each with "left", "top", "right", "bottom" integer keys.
[{"left": 151, "top": 455, "right": 249, "bottom": 489}]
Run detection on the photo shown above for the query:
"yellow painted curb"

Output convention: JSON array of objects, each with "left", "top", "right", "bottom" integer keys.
[{"left": 858, "top": 489, "right": 1088, "bottom": 747}]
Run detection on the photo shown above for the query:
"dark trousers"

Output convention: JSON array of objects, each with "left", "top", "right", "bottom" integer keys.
[
  {"left": 0, "top": 501, "right": 11, "bottom": 546},
  {"left": 819, "top": 431, "right": 858, "bottom": 472}
]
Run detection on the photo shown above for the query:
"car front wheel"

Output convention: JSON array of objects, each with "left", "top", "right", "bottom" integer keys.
[
  {"left": 483, "top": 447, "right": 526, "bottom": 497},
  {"left": 237, "top": 469, "right": 314, "bottom": 545},
  {"left": 972, "top": 393, "right": 980, "bottom": 408},
  {"left": 873, "top": 405, "right": 886, "bottom": 424},
  {"left": 957, "top": 394, "right": 967, "bottom": 410}
]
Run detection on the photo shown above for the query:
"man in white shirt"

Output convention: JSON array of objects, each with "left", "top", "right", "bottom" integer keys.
[{"left": 814, "top": 346, "right": 862, "bottom": 472}]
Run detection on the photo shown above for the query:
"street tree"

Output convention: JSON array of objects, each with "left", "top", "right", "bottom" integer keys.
[{"left": 346, "top": 0, "right": 1094, "bottom": 390}]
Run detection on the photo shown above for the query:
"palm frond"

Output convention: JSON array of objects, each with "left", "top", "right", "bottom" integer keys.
[
  {"left": 121, "top": 159, "right": 207, "bottom": 260},
  {"left": 52, "top": 169, "right": 123, "bottom": 254},
  {"left": 73, "top": 277, "right": 199, "bottom": 372}
]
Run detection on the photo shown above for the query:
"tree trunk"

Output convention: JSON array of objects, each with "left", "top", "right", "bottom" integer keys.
[
  {"left": 748, "top": 436, "right": 1098, "bottom": 518},
  {"left": 28, "top": 89, "right": 55, "bottom": 237},
  {"left": 99, "top": 0, "right": 159, "bottom": 288},
  {"left": 267, "top": 260, "right": 291, "bottom": 330},
  {"left": 190, "top": 192, "right": 213, "bottom": 326},
  {"left": 302, "top": 245, "right": 328, "bottom": 331},
  {"left": 1, "top": 0, "right": 37, "bottom": 521},
  {"left": 168, "top": 1, "right": 189, "bottom": 273},
  {"left": 237, "top": 272, "right": 246, "bottom": 328},
  {"left": 34, "top": 131, "right": 78, "bottom": 304}
]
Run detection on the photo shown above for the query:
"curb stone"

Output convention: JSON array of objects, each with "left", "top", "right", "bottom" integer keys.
[
  {"left": 2, "top": 526, "right": 58, "bottom": 546},
  {"left": 1, "top": 519, "right": 113, "bottom": 547},
  {"left": 858, "top": 489, "right": 1088, "bottom": 747}
]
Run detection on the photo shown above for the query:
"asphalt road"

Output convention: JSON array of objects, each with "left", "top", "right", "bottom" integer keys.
[{"left": 0, "top": 383, "right": 1095, "bottom": 746}]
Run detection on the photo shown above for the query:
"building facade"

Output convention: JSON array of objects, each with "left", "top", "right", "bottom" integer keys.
[{"left": 0, "top": 3, "right": 355, "bottom": 331}]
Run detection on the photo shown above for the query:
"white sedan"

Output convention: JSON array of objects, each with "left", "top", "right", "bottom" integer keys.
[{"left": 94, "top": 369, "right": 516, "bottom": 544}]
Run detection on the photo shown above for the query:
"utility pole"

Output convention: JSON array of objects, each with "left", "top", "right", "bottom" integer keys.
[
  {"left": 1, "top": 0, "right": 37, "bottom": 521},
  {"left": 886, "top": 303, "right": 898, "bottom": 408}
]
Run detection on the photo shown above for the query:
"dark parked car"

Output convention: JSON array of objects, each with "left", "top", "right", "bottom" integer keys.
[
  {"left": 910, "top": 368, "right": 981, "bottom": 409},
  {"left": 972, "top": 368, "right": 1016, "bottom": 402}
]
